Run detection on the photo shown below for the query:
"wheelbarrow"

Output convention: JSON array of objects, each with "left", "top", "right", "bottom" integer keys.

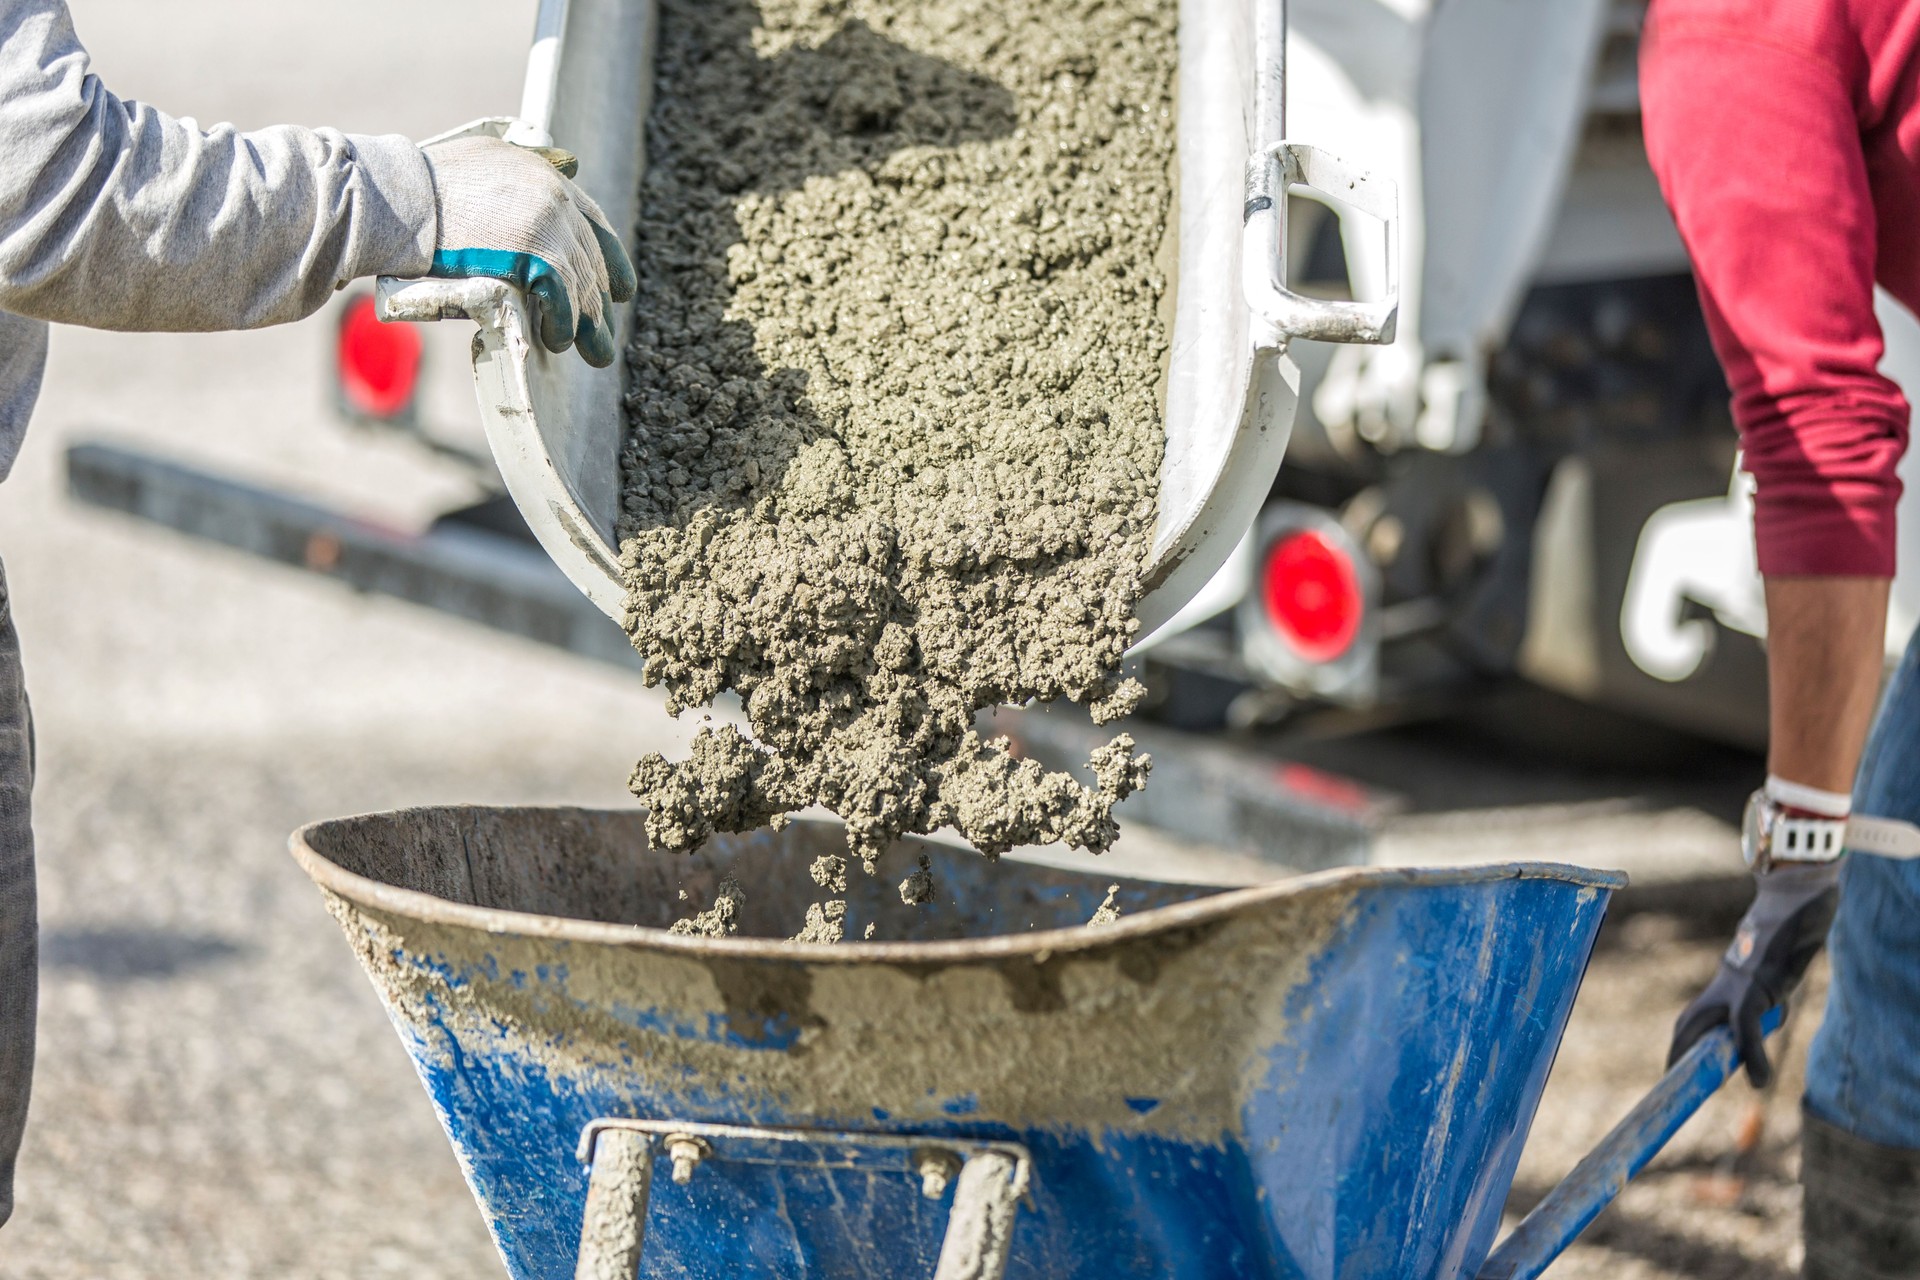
[
  {"left": 376, "top": 0, "right": 1399, "bottom": 639},
  {"left": 292, "top": 806, "right": 1765, "bottom": 1280}
]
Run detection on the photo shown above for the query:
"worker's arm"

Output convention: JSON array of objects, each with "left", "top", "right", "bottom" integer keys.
[
  {"left": 1641, "top": 3, "right": 1907, "bottom": 1086},
  {"left": 1667, "top": 578, "right": 1888, "bottom": 1086},
  {"left": 1766, "top": 577, "right": 1890, "bottom": 793},
  {"left": 0, "top": 0, "right": 435, "bottom": 331},
  {"left": 0, "top": 1, "right": 633, "bottom": 362}
]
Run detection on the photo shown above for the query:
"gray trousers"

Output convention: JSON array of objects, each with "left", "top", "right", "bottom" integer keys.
[{"left": 0, "top": 562, "right": 33, "bottom": 1228}]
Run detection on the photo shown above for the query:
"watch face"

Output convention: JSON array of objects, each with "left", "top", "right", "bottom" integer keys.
[{"left": 1742, "top": 789, "right": 1772, "bottom": 870}]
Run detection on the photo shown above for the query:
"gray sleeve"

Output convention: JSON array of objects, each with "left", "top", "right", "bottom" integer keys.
[
  {"left": 0, "top": 310, "right": 43, "bottom": 484},
  {"left": 0, "top": 0, "right": 438, "bottom": 333}
]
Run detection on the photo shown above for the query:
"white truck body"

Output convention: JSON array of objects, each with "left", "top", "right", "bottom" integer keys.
[{"left": 1145, "top": 0, "right": 1920, "bottom": 744}]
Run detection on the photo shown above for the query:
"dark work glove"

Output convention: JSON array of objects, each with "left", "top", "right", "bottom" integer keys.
[{"left": 1669, "top": 862, "right": 1840, "bottom": 1087}]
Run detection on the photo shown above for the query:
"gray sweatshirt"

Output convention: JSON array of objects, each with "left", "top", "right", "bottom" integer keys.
[{"left": 0, "top": 0, "right": 439, "bottom": 481}]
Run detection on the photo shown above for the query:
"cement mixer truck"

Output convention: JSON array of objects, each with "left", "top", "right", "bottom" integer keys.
[{"left": 70, "top": 0, "right": 1913, "bottom": 761}]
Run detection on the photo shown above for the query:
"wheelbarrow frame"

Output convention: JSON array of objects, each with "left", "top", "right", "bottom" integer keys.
[
  {"left": 562, "top": 1023, "right": 1773, "bottom": 1280},
  {"left": 556, "top": 1025, "right": 1768, "bottom": 1280}
]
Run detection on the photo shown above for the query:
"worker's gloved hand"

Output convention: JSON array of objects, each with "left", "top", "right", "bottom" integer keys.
[
  {"left": 421, "top": 135, "right": 638, "bottom": 368},
  {"left": 1669, "top": 861, "right": 1840, "bottom": 1087}
]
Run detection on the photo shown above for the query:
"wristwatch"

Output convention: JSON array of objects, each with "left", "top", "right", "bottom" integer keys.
[{"left": 1742, "top": 789, "right": 1847, "bottom": 873}]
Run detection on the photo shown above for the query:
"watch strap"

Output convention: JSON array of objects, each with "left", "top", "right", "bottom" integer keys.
[
  {"left": 1847, "top": 815, "right": 1920, "bottom": 860},
  {"left": 1771, "top": 814, "right": 1847, "bottom": 863}
]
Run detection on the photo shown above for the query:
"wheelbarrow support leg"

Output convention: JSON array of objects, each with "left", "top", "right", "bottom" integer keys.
[
  {"left": 574, "top": 1128, "right": 654, "bottom": 1280},
  {"left": 570, "top": 1119, "right": 1034, "bottom": 1277},
  {"left": 934, "top": 1150, "right": 1027, "bottom": 1280}
]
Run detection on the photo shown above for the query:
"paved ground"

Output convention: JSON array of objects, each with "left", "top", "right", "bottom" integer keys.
[{"left": 0, "top": 4, "right": 1806, "bottom": 1277}]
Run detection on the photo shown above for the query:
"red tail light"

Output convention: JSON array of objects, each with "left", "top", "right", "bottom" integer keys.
[
  {"left": 1261, "top": 528, "right": 1363, "bottom": 662},
  {"left": 336, "top": 292, "right": 423, "bottom": 421}
]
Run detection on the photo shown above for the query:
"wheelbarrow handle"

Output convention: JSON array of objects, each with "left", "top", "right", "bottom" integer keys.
[
  {"left": 1475, "top": 1008, "right": 1784, "bottom": 1280},
  {"left": 572, "top": 1118, "right": 1031, "bottom": 1280}
]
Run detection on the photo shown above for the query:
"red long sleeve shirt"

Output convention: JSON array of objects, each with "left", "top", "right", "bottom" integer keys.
[{"left": 1642, "top": 0, "right": 1920, "bottom": 576}]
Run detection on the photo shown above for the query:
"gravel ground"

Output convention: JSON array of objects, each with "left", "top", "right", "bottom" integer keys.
[
  {"left": 12, "top": 740, "right": 555, "bottom": 1277},
  {"left": 0, "top": 3, "right": 1812, "bottom": 1277}
]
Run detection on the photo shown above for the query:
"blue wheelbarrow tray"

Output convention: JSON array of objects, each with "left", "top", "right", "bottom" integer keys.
[{"left": 290, "top": 806, "right": 1710, "bottom": 1280}]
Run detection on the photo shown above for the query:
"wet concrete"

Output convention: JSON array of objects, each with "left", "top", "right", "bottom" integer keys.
[{"left": 618, "top": 0, "right": 1174, "bottom": 876}]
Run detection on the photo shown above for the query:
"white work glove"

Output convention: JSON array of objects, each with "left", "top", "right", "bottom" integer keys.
[{"left": 422, "top": 135, "right": 637, "bottom": 367}]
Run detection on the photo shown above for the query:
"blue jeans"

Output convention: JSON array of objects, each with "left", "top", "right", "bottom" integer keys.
[{"left": 1806, "top": 623, "right": 1920, "bottom": 1150}]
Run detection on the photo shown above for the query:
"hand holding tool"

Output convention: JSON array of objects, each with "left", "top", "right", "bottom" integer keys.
[
  {"left": 423, "top": 133, "right": 636, "bottom": 367},
  {"left": 1669, "top": 859, "right": 1838, "bottom": 1088}
]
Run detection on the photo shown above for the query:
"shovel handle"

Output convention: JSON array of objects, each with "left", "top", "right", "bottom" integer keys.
[
  {"left": 1475, "top": 1008, "right": 1783, "bottom": 1280},
  {"left": 572, "top": 1118, "right": 1031, "bottom": 1280}
]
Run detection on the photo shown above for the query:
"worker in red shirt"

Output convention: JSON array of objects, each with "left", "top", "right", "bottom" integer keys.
[{"left": 1642, "top": 1, "right": 1920, "bottom": 1272}]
